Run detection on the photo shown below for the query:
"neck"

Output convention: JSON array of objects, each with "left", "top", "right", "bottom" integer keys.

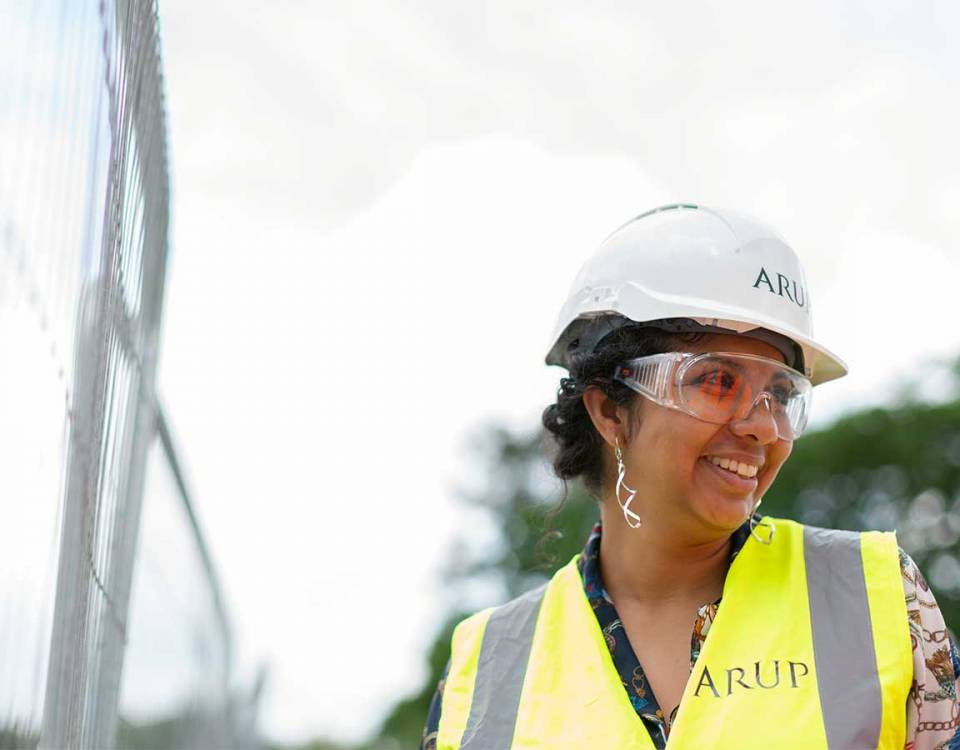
[{"left": 597, "top": 501, "right": 732, "bottom": 607}]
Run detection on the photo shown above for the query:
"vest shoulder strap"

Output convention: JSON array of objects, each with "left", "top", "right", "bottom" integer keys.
[{"left": 438, "top": 580, "right": 550, "bottom": 749}]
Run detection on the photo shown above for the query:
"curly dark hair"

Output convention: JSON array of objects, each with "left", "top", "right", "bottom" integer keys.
[{"left": 541, "top": 324, "right": 704, "bottom": 499}]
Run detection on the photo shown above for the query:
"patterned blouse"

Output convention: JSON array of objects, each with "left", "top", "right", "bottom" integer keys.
[{"left": 421, "top": 519, "right": 960, "bottom": 749}]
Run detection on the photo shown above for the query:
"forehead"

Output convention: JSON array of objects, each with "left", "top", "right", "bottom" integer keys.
[{"left": 682, "top": 333, "right": 788, "bottom": 365}]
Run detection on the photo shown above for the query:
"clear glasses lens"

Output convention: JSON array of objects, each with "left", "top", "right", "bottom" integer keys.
[
  {"left": 616, "top": 352, "right": 812, "bottom": 439},
  {"left": 678, "top": 354, "right": 810, "bottom": 438}
]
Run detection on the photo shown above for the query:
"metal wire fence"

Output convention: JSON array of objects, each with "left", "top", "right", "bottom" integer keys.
[
  {"left": 116, "top": 414, "right": 261, "bottom": 750},
  {"left": 0, "top": 1, "right": 252, "bottom": 747}
]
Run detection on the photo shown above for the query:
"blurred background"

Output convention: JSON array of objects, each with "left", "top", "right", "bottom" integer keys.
[{"left": 4, "top": 0, "right": 960, "bottom": 748}]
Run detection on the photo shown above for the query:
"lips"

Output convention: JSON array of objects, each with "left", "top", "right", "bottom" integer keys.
[
  {"left": 699, "top": 456, "right": 759, "bottom": 491},
  {"left": 705, "top": 455, "right": 759, "bottom": 478}
]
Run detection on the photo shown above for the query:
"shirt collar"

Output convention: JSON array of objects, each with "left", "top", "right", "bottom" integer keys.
[{"left": 578, "top": 516, "right": 757, "bottom": 605}]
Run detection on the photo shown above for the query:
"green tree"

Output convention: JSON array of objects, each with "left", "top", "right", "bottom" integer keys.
[{"left": 762, "top": 397, "right": 960, "bottom": 628}]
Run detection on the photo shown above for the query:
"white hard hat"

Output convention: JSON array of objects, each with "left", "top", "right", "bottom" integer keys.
[{"left": 545, "top": 204, "right": 847, "bottom": 386}]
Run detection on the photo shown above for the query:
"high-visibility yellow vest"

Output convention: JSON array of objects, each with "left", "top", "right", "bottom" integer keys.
[{"left": 437, "top": 517, "right": 912, "bottom": 750}]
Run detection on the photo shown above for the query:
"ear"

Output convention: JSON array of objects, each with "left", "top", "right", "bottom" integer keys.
[{"left": 582, "top": 385, "right": 631, "bottom": 448}]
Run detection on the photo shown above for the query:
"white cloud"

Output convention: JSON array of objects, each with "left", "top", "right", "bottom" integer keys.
[{"left": 813, "top": 228, "right": 960, "bottom": 422}]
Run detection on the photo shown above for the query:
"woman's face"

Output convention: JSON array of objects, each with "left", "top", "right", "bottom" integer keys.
[{"left": 616, "top": 333, "right": 795, "bottom": 540}]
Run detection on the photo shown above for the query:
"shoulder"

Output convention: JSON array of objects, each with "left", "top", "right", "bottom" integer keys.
[
  {"left": 789, "top": 519, "right": 887, "bottom": 544},
  {"left": 454, "top": 579, "right": 552, "bottom": 639},
  {"left": 898, "top": 547, "right": 944, "bottom": 639},
  {"left": 773, "top": 519, "right": 901, "bottom": 566},
  {"left": 777, "top": 519, "right": 904, "bottom": 557},
  {"left": 450, "top": 561, "right": 580, "bottom": 657},
  {"left": 897, "top": 547, "right": 930, "bottom": 596},
  {"left": 895, "top": 548, "right": 946, "bottom": 630},
  {"left": 456, "top": 559, "right": 580, "bottom": 628}
]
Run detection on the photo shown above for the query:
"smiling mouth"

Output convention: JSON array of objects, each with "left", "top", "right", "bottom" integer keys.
[
  {"left": 704, "top": 455, "right": 759, "bottom": 478},
  {"left": 699, "top": 456, "right": 760, "bottom": 492}
]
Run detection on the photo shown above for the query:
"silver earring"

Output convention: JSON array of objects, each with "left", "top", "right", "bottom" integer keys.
[
  {"left": 748, "top": 497, "right": 775, "bottom": 544},
  {"left": 615, "top": 438, "right": 642, "bottom": 529}
]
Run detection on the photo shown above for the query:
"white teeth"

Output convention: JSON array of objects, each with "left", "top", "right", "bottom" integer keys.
[{"left": 708, "top": 456, "right": 758, "bottom": 479}]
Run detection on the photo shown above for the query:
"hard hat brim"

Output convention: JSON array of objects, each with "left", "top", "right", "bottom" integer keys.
[{"left": 545, "top": 303, "right": 847, "bottom": 387}]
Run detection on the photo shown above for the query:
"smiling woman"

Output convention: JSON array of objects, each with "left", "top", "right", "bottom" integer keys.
[{"left": 421, "top": 205, "right": 960, "bottom": 750}]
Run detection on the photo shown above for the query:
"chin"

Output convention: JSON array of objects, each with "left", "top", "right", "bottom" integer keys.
[{"left": 695, "top": 495, "right": 755, "bottom": 534}]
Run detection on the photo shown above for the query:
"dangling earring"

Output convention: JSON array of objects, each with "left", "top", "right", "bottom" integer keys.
[
  {"left": 615, "top": 437, "right": 642, "bottom": 529},
  {"left": 748, "top": 496, "right": 775, "bottom": 544}
]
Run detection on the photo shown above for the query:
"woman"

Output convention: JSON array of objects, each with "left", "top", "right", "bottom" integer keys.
[{"left": 421, "top": 205, "right": 960, "bottom": 749}]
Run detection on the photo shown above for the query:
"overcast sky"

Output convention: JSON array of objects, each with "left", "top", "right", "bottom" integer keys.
[{"left": 154, "top": 1, "right": 960, "bottom": 742}]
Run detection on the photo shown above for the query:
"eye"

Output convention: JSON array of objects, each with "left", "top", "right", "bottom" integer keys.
[
  {"left": 694, "top": 369, "right": 740, "bottom": 395},
  {"left": 769, "top": 383, "right": 797, "bottom": 406}
]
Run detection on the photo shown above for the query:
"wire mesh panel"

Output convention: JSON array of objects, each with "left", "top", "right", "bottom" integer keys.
[
  {"left": 116, "top": 429, "right": 241, "bottom": 750},
  {"left": 35, "top": 0, "right": 170, "bottom": 745},
  {"left": 0, "top": 1, "right": 117, "bottom": 746},
  {"left": 0, "top": 1, "right": 246, "bottom": 748}
]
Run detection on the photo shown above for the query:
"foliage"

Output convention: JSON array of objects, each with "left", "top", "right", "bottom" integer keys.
[
  {"left": 263, "top": 737, "right": 363, "bottom": 750},
  {"left": 115, "top": 709, "right": 247, "bottom": 750},
  {"left": 763, "top": 398, "right": 960, "bottom": 628},
  {"left": 0, "top": 721, "right": 38, "bottom": 750},
  {"left": 448, "top": 426, "right": 599, "bottom": 598}
]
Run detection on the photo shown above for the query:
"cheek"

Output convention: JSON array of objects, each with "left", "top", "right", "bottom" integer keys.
[
  {"left": 760, "top": 440, "right": 793, "bottom": 490},
  {"left": 633, "top": 411, "right": 720, "bottom": 471}
]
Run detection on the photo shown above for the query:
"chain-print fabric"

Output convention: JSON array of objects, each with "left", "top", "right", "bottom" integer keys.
[
  {"left": 420, "top": 519, "right": 960, "bottom": 750},
  {"left": 901, "top": 549, "right": 960, "bottom": 750}
]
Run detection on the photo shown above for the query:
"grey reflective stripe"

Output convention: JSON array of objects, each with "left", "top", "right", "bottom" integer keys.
[
  {"left": 460, "top": 583, "right": 548, "bottom": 750},
  {"left": 803, "top": 526, "right": 882, "bottom": 750}
]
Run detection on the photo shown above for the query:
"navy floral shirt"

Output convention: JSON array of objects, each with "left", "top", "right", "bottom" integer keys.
[{"left": 420, "top": 519, "right": 960, "bottom": 749}]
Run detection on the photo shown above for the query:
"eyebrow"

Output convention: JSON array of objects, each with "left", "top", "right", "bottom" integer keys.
[
  {"left": 707, "top": 356, "right": 747, "bottom": 376},
  {"left": 768, "top": 373, "right": 796, "bottom": 387},
  {"left": 710, "top": 356, "right": 797, "bottom": 390}
]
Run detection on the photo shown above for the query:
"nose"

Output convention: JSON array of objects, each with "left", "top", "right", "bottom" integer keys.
[{"left": 728, "top": 393, "right": 781, "bottom": 444}]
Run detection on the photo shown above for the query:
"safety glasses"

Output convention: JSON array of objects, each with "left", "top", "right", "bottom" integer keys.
[{"left": 613, "top": 351, "right": 813, "bottom": 440}]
